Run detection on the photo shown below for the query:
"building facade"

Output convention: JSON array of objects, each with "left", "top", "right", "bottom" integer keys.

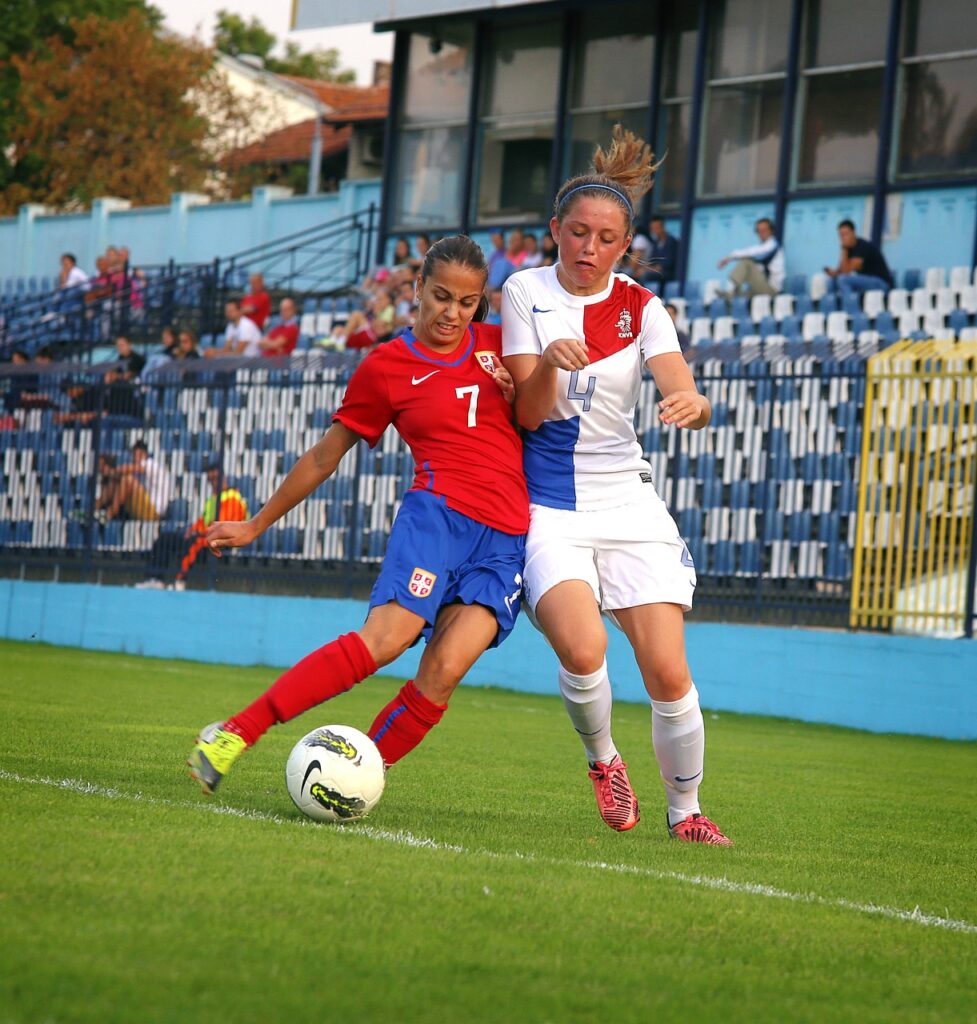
[{"left": 296, "top": 0, "right": 977, "bottom": 281}]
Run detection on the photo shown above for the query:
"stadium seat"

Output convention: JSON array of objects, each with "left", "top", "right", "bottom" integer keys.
[
  {"left": 690, "top": 318, "right": 712, "bottom": 345},
  {"left": 901, "top": 269, "right": 922, "bottom": 290},
  {"left": 826, "top": 311, "right": 850, "bottom": 341},
  {"left": 897, "top": 311, "right": 922, "bottom": 336},
  {"left": 809, "top": 272, "right": 829, "bottom": 301},
  {"left": 958, "top": 285, "right": 977, "bottom": 314},
  {"left": 802, "top": 312, "right": 826, "bottom": 340},
  {"left": 773, "top": 294, "right": 795, "bottom": 320},
  {"left": 750, "top": 294, "right": 773, "bottom": 321},
  {"left": 862, "top": 290, "right": 886, "bottom": 318},
  {"left": 922, "top": 311, "right": 945, "bottom": 336},
  {"left": 887, "top": 288, "right": 909, "bottom": 314},
  {"left": 708, "top": 298, "right": 728, "bottom": 319},
  {"left": 737, "top": 540, "right": 761, "bottom": 575},
  {"left": 713, "top": 315, "right": 736, "bottom": 341},
  {"left": 785, "top": 274, "right": 807, "bottom": 296},
  {"left": 909, "top": 288, "right": 932, "bottom": 314},
  {"left": 875, "top": 311, "right": 895, "bottom": 335},
  {"left": 935, "top": 287, "right": 956, "bottom": 316},
  {"left": 948, "top": 309, "right": 970, "bottom": 335},
  {"left": 730, "top": 296, "right": 750, "bottom": 319},
  {"left": 702, "top": 279, "right": 723, "bottom": 303},
  {"left": 780, "top": 315, "right": 802, "bottom": 341},
  {"left": 817, "top": 292, "right": 840, "bottom": 313},
  {"left": 923, "top": 267, "right": 945, "bottom": 291},
  {"left": 663, "top": 281, "right": 682, "bottom": 301}
]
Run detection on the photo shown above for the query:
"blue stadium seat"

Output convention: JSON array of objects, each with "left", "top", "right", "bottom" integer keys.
[
  {"left": 850, "top": 312, "right": 871, "bottom": 335},
  {"left": 707, "top": 298, "right": 727, "bottom": 318},
  {"left": 684, "top": 280, "right": 703, "bottom": 301},
  {"left": 785, "top": 274, "right": 807, "bottom": 296},
  {"left": 799, "top": 453, "right": 823, "bottom": 483},
  {"left": 875, "top": 311, "right": 895, "bottom": 334},
  {"left": 779, "top": 314, "right": 802, "bottom": 340},
  {"left": 842, "top": 292, "right": 862, "bottom": 317},
  {"left": 948, "top": 309, "right": 969, "bottom": 334},
  {"left": 700, "top": 478, "right": 723, "bottom": 507},
  {"left": 686, "top": 299, "right": 705, "bottom": 321},
  {"left": 817, "top": 293, "right": 839, "bottom": 313},
  {"left": 761, "top": 510, "right": 784, "bottom": 542},
  {"left": 758, "top": 315, "right": 778, "bottom": 339},
  {"left": 729, "top": 480, "right": 751, "bottom": 508},
  {"left": 788, "top": 511, "right": 812, "bottom": 544},
  {"left": 825, "top": 452, "right": 849, "bottom": 483},
  {"left": 824, "top": 542, "right": 851, "bottom": 580},
  {"left": 678, "top": 508, "right": 702, "bottom": 541},
  {"left": 794, "top": 295, "right": 813, "bottom": 317},
  {"left": 737, "top": 541, "right": 761, "bottom": 575},
  {"left": 663, "top": 281, "right": 682, "bottom": 301},
  {"left": 712, "top": 541, "right": 735, "bottom": 576},
  {"left": 902, "top": 268, "right": 922, "bottom": 290},
  {"left": 818, "top": 511, "right": 841, "bottom": 543}
]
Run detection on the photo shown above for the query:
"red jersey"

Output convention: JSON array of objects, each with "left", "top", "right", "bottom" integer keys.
[
  {"left": 242, "top": 290, "right": 271, "bottom": 329},
  {"left": 334, "top": 322, "right": 529, "bottom": 535}
]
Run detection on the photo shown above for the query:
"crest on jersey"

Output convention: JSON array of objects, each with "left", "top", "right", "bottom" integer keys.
[
  {"left": 475, "top": 350, "right": 497, "bottom": 375},
  {"left": 615, "top": 308, "right": 634, "bottom": 339},
  {"left": 408, "top": 567, "right": 437, "bottom": 598}
]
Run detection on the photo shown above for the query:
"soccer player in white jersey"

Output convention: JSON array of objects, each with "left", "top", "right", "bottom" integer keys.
[{"left": 502, "top": 126, "right": 731, "bottom": 844}]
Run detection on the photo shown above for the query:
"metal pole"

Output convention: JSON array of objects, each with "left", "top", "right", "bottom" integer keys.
[{"left": 308, "top": 109, "right": 323, "bottom": 196}]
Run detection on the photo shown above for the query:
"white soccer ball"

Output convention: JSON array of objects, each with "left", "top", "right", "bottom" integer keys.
[{"left": 285, "top": 725, "right": 385, "bottom": 823}]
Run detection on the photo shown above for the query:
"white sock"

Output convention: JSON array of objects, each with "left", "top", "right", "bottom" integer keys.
[
  {"left": 651, "top": 683, "right": 704, "bottom": 828},
  {"left": 558, "top": 660, "right": 618, "bottom": 766}
]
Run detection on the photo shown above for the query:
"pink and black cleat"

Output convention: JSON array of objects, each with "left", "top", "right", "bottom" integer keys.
[
  {"left": 667, "top": 813, "right": 732, "bottom": 846},
  {"left": 588, "top": 756, "right": 640, "bottom": 832}
]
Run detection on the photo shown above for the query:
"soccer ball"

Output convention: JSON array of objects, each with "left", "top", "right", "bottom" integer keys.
[{"left": 285, "top": 725, "right": 385, "bottom": 823}]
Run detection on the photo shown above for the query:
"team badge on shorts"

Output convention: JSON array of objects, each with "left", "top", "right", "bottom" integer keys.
[
  {"left": 408, "top": 567, "right": 437, "bottom": 597},
  {"left": 475, "top": 351, "right": 497, "bottom": 375}
]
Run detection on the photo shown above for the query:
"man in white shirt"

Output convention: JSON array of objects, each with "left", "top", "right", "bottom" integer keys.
[
  {"left": 59, "top": 253, "right": 89, "bottom": 291},
  {"left": 96, "top": 441, "right": 172, "bottom": 522},
  {"left": 717, "top": 217, "right": 785, "bottom": 297},
  {"left": 204, "top": 299, "right": 263, "bottom": 358}
]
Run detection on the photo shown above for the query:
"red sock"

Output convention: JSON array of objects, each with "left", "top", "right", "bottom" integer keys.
[
  {"left": 368, "top": 680, "right": 447, "bottom": 766},
  {"left": 226, "top": 632, "right": 378, "bottom": 746}
]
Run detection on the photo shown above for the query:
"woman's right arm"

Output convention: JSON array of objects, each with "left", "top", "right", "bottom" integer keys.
[{"left": 207, "top": 422, "right": 362, "bottom": 554}]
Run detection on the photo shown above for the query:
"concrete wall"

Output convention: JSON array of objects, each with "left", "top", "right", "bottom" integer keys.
[
  {"left": 0, "top": 179, "right": 382, "bottom": 282},
  {"left": 2, "top": 580, "right": 973, "bottom": 741}
]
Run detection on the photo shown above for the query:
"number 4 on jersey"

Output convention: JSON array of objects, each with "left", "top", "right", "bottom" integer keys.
[{"left": 567, "top": 370, "right": 596, "bottom": 412}]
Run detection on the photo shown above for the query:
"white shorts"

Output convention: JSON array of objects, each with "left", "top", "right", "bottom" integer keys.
[{"left": 523, "top": 492, "right": 696, "bottom": 616}]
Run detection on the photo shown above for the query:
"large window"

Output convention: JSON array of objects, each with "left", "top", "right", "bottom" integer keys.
[
  {"left": 895, "top": 0, "right": 977, "bottom": 178},
  {"left": 472, "top": 19, "right": 562, "bottom": 224},
  {"left": 699, "top": 0, "right": 789, "bottom": 197},
  {"left": 391, "top": 26, "right": 473, "bottom": 230},
  {"left": 655, "top": 3, "right": 699, "bottom": 208},
  {"left": 565, "top": 5, "right": 656, "bottom": 179},
  {"left": 793, "top": 0, "right": 886, "bottom": 188}
]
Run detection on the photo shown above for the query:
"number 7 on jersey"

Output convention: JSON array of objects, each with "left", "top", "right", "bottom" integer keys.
[{"left": 456, "top": 384, "right": 479, "bottom": 427}]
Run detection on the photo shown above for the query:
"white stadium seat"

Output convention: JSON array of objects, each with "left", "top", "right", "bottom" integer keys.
[
  {"left": 909, "top": 287, "right": 933, "bottom": 314},
  {"left": 922, "top": 311, "right": 945, "bottom": 336},
  {"left": 702, "top": 278, "right": 723, "bottom": 304},
  {"left": 802, "top": 312, "right": 825, "bottom": 340},
  {"left": 809, "top": 272, "right": 828, "bottom": 301},
  {"left": 826, "top": 311, "right": 850, "bottom": 341},
  {"left": 750, "top": 294, "right": 772, "bottom": 321},
  {"left": 935, "top": 287, "right": 956, "bottom": 315},
  {"left": 959, "top": 285, "right": 977, "bottom": 314},
  {"left": 862, "top": 290, "right": 886, "bottom": 318},
  {"left": 690, "top": 317, "right": 712, "bottom": 345},
  {"left": 713, "top": 315, "right": 736, "bottom": 341},
  {"left": 773, "top": 294, "right": 795, "bottom": 320},
  {"left": 897, "top": 311, "right": 921, "bottom": 335},
  {"left": 923, "top": 267, "right": 945, "bottom": 291},
  {"left": 949, "top": 266, "right": 972, "bottom": 291},
  {"left": 887, "top": 288, "right": 909, "bottom": 314}
]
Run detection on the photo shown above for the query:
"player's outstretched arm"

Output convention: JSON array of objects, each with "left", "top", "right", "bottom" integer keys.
[
  {"left": 505, "top": 339, "right": 589, "bottom": 431},
  {"left": 207, "top": 422, "right": 362, "bottom": 555}
]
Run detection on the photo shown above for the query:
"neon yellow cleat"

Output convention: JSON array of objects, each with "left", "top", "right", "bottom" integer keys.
[{"left": 187, "top": 722, "right": 247, "bottom": 795}]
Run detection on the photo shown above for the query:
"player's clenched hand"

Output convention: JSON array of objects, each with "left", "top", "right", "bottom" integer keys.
[
  {"left": 489, "top": 355, "right": 515, "bottom": 404},
  {"left": 543, "top": 338, "right": 589, "bottom": 371},
  {"left": 659, "top": 390, "right": 708, "bottom": 428},
  {"left": 207, "top": 519, "right": 259, "bottom": 557}
]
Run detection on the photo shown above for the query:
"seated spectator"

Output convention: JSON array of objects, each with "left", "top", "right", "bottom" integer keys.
[
  {"left": 665, "top": 302, "right": 691, "bottom": 358},
  {"left": 141, "top": 326, "right": 179, "bottom": 378},
  {"left": 643, "top": 215, "right": 680, "bottom": 290},
  {"left": 84, "top": 256, "right": 114, "bottom": 305},
  {"left": 391, "top": 237, "right": 414, "bottom": 270},
  {"left": 344, "top": 290, "right": 396, "bottom": 351},
  {"left": 485, "top": 289, "right": 503, "bottom": 326},
  {"left": 717, "top": 217, "right": 784, "bottom": 298},
  {"left": 241, "top": 272, "right": 271, "bottom": 330},
  {"left": 506, "top": 228, "right": 527, "bottom": 269},
  {"left": 176, "top": 329, "right": 201, "bottom": 360},
  {"left": 259, "top": 298, "right": 300, "bottom": 357},
  {"left": 521, "top": 234, "right": 544, "bottom": 269},
  {"left": 487, "top": 232, "right": 515, "bottom": 289},
  {"left": 204, "top": 299, "right": 262, "bottom": 358},
  {"left": 95, "top": 440, "right": 171, "bottom": 523},
  {"left": 3, "top": 350, "right": 39, "bottom": 412},
  {"left": 110, "top": 335, "right": 145, "bottom": 380},
  {"left": 393, "top": 281, "right": 416, "bottom": 331},
  {"left": 59, "top": 253, "right": 89, "bottom": 291},
  {"left": 415, "top": 234, "right": 431, "bottom": 267},
  {"left": 540, "top": 234, "right": 558, "bottom": 267},
  {"left": 825, "top": 219, "right": 894, "bottom": 298},
  {"left": 137, "top": 462, "right": 248, "bottom": 590}
]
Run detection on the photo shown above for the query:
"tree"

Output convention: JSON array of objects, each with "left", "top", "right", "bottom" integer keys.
[
  {"left": 2, "top": 11, "right": 252, "bottom": 213},
  {"left": 214, "top": 9, "right": 355, "bottom": 83},
  {"left": 0, "top": 0, "right": 162, "bottom": 193}
]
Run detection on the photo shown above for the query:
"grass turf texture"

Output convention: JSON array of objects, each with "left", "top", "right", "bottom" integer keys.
[{"left": 0, "top": 639, "right": 975, "bottom": 1024}]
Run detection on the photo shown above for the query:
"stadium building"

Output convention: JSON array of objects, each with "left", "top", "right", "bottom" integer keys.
[{"left": 295, "top": 0, "right": 977, "bottom": 281}]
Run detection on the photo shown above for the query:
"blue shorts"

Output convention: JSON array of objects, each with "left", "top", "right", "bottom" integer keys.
[{"left": 369, "top": 490, "right": 526, "bottom": 648}]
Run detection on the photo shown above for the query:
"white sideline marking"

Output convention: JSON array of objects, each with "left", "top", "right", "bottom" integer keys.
[{"left": 3, "top": 768, "right": 975, "bottom": 936}]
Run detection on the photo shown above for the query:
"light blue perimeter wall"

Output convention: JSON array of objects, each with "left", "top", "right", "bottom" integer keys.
[
  {"left": 2, "top": 580, "right": 974, "bottom": 742},
  {"left": 0, "top": 179, "right": 382, "bottom": 281}
]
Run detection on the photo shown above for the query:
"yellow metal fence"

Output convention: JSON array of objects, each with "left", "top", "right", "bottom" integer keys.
[{"left": 850, "top": 340, "right": 977, "bottom": 636}]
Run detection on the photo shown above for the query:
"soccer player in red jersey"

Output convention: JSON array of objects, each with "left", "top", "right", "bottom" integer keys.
[
  {"left": 188, "top": 236, "right": 529, "bottom": 796},
  {"left": 503, "top": 128, "right": 731, "bottom": 845}
]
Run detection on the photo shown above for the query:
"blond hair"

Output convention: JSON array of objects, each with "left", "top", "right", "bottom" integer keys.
[{"left": 554, "top": 125, "right": 661, "bottom": 226}]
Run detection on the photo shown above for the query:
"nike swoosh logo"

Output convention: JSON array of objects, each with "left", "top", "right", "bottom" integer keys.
[
  {"left": 674, "top": 770, "right": 702, "bottom": 783},
  {"left": 411, "top": 370, "right": 440, "bottom": 385},
  {"left": 532, "top": 305, "right": 554, "bottom": 313},
  {"left": 301, "top": 759, "right": 321, "bottom": 795}
]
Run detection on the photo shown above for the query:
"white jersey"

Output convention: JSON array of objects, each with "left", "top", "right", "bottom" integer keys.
[
  {"left": 502, "top": 264, "right": 680, "bottom": 511},
  {"left": 225, "top": 315, "right": 262, "bottom": 357}
]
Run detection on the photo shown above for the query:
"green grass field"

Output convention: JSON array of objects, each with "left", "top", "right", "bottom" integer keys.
[{"left": 1, "top": 639, "right": 975, "bottom": 1024}]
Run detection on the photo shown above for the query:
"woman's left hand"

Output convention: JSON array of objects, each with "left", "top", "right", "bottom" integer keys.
[
  {"left": 490, "top": 357, "right": 516, "bottom": 405},
  {"left": 659, "top": 389, "right": 708, "bottom": 428}
]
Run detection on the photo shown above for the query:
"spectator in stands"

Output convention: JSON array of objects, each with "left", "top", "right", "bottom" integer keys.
[
  {"left": 487, "top": 232, "right": 515, "bottom": 290},
  {"left": 666, "top": 302, "right": 691, "bottom": 357},
  {"left": 392, "top": 237, "right": 413, "bottom": 270},
  {"left": 344, "top": 290, "right": 396, "bottom": 351},
  {"left": 717, "top": 217, "right": 784, "bottom": 298},
  {"left": 3, "top": 350, "right": 36, "bottom": 413},
  {"left": 137, "top": 462, "right": 249, "bottom": 591},
  {"left": 259, "top": 298, "right": 300, "bottom": 357},
  {"left": 141, "top": 326, "right": 179, "bottom": 379},
  {"left": 241, "top": 272, "right": 271, "bottom": 330},
  {"left": 95, "top": 440, "right": 171, "bottom": 523},
  {"left": 825, "top": 219, "right": 894, "bottom": 298},
  {"left": 110, "top": 335, "right": 145, "bottom": 380},
  {"left": 84, "top": 256, "right": 114, "bottom": 305},
  {"left": 205, "top": 299, "right": 262, "bottom": 358},
  {"left": 485, "top": 288, "right": 503, "bottom": 326},
  {"left": 177, "top": 329, "right": 201, "bottom": 360},
  {"left": 393, "top": 281, "right": 416, "bottom": 332},
  {"left": 59, "top": 253, "right": 89, "bottom": 291},
  {"left": 506, "top": 228, "right": 527, "bottom": 269},
  {"left": 521, "top": 233, "right": 544, "bottom": 269},
  {"left": 540, "top": 234, "right": 558, "bottom": 267},
  {"left": 415, "top": 234, "right": 431, "bottom": 267},
  {"left": 643, "top": 215, "right": 680, "bottom": 290}
]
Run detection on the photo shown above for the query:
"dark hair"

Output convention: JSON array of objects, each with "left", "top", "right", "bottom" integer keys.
[
  {"left": 132, "top": 440, "right": 149, "bottom": 454},
  {"left": 756, "top": 217, "right": 776, "bottom": 232},
  {"left": 650, "top": 213, "right": 665, "bottom": 224},
  {"left": 420, "top": 235, "right": 490, "bottom": 321},
  {"left": 36, "top": 346, "right": 54, "bottom": 361},
  {"left": 11, "top": 349, "right": 29, "bottom": 361},
  {"left": 225, "top": 297, "right": 240, "bottom": 309},
  {"left": 838, "top": 219, "right": 856, "bottom": 231},
  {"left": 554, "top": 125, "right": 660, "bottom": 228},
  {"left": 100, "top": 453, "right": 117, "bottom": 469},
  {"left": 61, "top": 253, "right": 76, "bottom": 264}
]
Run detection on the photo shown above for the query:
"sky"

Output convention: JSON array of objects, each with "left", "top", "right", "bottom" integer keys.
[{"left": 157, "top": 0, "right": 394, "bottom": 84}]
